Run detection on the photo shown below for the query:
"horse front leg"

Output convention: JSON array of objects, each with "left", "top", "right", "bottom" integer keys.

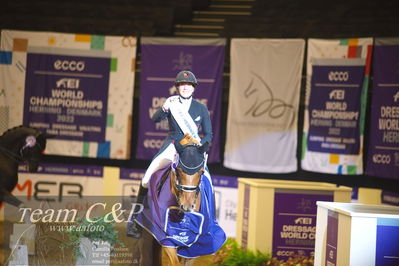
[
  {"left": 182, "top": 258, "right": 195, "bottom": 266},
  {"left": 163, "top": 247, "right": 180, "bottom": 266},
  {"left": 1, "top": 189, "right": 24, "bottom": 208}
]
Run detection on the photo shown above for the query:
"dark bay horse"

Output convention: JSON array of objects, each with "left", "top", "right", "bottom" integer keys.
[
  {"left": 134, "top": 137, "right": 226, "bottom": 266},
  {"left": 0, "top": 125, "right": 48, "bottom": 207}
]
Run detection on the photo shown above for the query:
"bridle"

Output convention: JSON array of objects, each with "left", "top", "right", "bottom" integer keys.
[
  {"left": 0, "top": 135, "right": 43, "bottom": 163},
  {"left": 173, "top": 168, "right": 203, "bottom": 212},
  {"left": 0, "top": 144, "right": 25, "bottom": 163},
  {"left": 171, "top": 144, "right": 206, "bottom": 211}
]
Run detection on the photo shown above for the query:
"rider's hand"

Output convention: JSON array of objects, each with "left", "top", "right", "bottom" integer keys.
[
  {"left": 174, "top": 141, "right": 185, "bottom": 154},
  {"left": 162, "top": 96, "right": 178, "bottom": 112},
  {"left": 198, "top": 142, "right": 210, "bottom": 153}
]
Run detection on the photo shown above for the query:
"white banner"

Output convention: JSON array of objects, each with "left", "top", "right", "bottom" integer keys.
[
  {"left": 213, "top": 176, "right": 238, "bottom": 238},
  {"left": 0, "top": 163, "right": 105, "bottom": 221},
  {"left": 301, "top": 38, "right": 373, "bottom": 174},
  {"left": 0, "top": 30, "right": 136, "bottom": 159},
  {"left": 224, "top": 39, "right": 305, "bottom": 173}
]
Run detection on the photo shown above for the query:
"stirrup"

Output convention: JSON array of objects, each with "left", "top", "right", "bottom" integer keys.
[{"left": 126, "top": 220, "right": 142, "bottom": 239}]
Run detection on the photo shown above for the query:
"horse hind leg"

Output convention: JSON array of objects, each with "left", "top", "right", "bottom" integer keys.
[{"left": 163, "top": 247, "right": 180, "bottom": 266}]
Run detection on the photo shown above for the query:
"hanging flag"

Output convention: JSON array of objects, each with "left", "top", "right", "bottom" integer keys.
[
  {"left": 224, "top": 38, "right": 305, "bottom": 173},
  {"left": 136, "top": 37, "right": 226, "bottom": 163},
  {"left": 0, "top": 30, "right": 136, "bottom": 159},
  {"left": 301, "top": 38, "right": 373, "bottom": 174},
  {"left": 365, "top": 38, "right": 399, "bottom": 180}
]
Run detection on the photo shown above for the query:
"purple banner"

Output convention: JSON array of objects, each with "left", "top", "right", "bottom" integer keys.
[
  {"left": 136, "top": 38, "right": 225, "bottom": 162},
  {"left": 18, "top": 163, "right": 103, "bottom": 177},
  {"left": 366, "top": 43, "right": 399, "bottom": 179},
  {"left": 212, "top": 175, "right": 238, "bottom": 188},
  {"left": 119, "top": 168, "right": 145, "bottom": 180},
  {"left": 381, "top": 190, "right": 399, "bottom": 206},
  {"left": 272, "top": 190, "right": 333, "bottom": 260},
  {"left": 308, "top": 63, "right": 365, "bottom": 154},
  {"left": 241, "top": 184, "right": 250, "bottom": 250},
  {"left": 23, "top": 48, "right": 110, "bottom": 142},
  {"left": 351, "top": 187, "right": 359, "bottom": 201},
  {"left": 325, "top": 211, "right": 338, "bottom": 266}
]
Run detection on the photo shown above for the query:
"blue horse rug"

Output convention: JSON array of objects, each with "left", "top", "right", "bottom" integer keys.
[{"left": 134, "top": 165, "right": 226, "bottom": 258}]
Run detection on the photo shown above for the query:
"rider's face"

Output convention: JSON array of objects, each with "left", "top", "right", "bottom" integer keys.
[{"left": 177, "top": 83, "right": 194, "bottom": 98}]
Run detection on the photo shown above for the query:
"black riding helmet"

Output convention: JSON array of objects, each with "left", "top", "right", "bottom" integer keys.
[{"left": 175, "top": 70, "right": 198, "bottom": 87}]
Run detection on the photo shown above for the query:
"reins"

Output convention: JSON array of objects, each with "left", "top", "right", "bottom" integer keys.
[
  {"left": 0, "top": 131, "right": 44, "bottom": 163},
  {"left": 0, "top": 144, "right": 24, "bottom": 163}
]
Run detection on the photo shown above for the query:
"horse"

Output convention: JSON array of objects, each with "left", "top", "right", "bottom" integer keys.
[
  {"left": 0, "top": 125, "right": 48, "bottom": 207},
  {"left": 133, "top": 135, "right": 226, "bottom": 266}
]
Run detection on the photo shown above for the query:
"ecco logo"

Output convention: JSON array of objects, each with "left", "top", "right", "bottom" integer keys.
[
  {"left": 54, "top": 60, "right": 85, "bottom": 71},
  {"left": 328, "top": 71, "right": 349, "bottom": 82},
  {"left": 373, "top": 154, "right": 391, "bottom": 164},
  {"left": 143, "top": 139, "right": 163, "bottom": 149},
  {"left": 277, "top": 251, "right": 294, "bottom": 256}
]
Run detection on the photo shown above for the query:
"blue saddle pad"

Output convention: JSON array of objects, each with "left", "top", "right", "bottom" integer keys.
[
  {"left": 133, "top": 165, "right": 226, "bottom": 258},
  {"left": 164, "top": 207, "right": 204, "bottom": 247}
]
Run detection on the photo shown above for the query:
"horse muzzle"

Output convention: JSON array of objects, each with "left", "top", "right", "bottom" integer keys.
[{"left": 180, "top": 203, "right": 196, "bottom": 212}]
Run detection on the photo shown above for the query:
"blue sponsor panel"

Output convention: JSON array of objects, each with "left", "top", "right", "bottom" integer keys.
[{"left": 376, "top": 218, "right": 399, "bottom": 266}]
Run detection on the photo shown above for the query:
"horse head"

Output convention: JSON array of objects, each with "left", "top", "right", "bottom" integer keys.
[
  {"left": 170, "top": 144, "right": 205, "bottom": 212},
  {"left": 0, "top": 125, "right": 51, "bottom": 207},
  {"left": 0, "top": 125, "right": 49, "bottom": 172}
]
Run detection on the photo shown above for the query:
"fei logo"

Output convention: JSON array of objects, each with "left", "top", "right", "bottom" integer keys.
[
  {"left": 56, "top": 78, "right": 80, "bottom": 89},
  {"left": 295, "top": 217, "right": 312, "bottom": 225}
]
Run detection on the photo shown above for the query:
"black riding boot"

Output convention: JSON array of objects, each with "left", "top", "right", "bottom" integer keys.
[{"left": 126, "top": 185, "right": 148, "bottom": 239}]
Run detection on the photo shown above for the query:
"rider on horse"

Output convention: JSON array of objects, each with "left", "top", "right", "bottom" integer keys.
[{"left": 128, "top": 70, "right": 213, "bottom": 238}]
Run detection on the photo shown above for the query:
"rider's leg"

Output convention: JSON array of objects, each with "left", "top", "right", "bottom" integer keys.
[
  {"left": 202, "top": 158, "right": 218, "bottom": 219},
  {"left": 203, "top": 152, "right": 213, "bottom": 190},
  {"left": 126, "top": 184, "right": 148, "bottom": 238},
  {"left": 141, "top": 143, "right": 177, "bottom": 188},
  {"left": 127, "top": 143, "right": 177, "bottom": 238}
]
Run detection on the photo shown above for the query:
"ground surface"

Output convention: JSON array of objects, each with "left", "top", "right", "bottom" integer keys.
[{"left": 1, "top": 221, "right": 214, "bottom": 266}]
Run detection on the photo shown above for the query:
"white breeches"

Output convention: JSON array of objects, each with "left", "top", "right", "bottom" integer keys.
[
  {"left": 141, "top": 143, "right": 177, "bottom": 188},
  {"left": 141, "top": 143, "right": 212, "bottom": 190}
]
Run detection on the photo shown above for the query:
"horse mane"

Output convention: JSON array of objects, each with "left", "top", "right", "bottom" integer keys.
[
  {"left": 0, "top": 125, "right": 41, "bottom": 138},
  {"left": 1, "top": 125, "right": 23, "bottom": 137},
  {"left": 0, "top": 125, "right": 45, "bottom": 151},
  {"left": 0, "top": 125, "right": 42, "bottom": 139}
]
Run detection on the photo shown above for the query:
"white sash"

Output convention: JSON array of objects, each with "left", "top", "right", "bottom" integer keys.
[{"left": 169, "top": 100, "right": 201, "bottom": 143}]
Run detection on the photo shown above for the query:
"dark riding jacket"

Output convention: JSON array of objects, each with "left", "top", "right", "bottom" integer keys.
[{"left": 152, "top": 99, "right": 212, "bottom": 157}]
